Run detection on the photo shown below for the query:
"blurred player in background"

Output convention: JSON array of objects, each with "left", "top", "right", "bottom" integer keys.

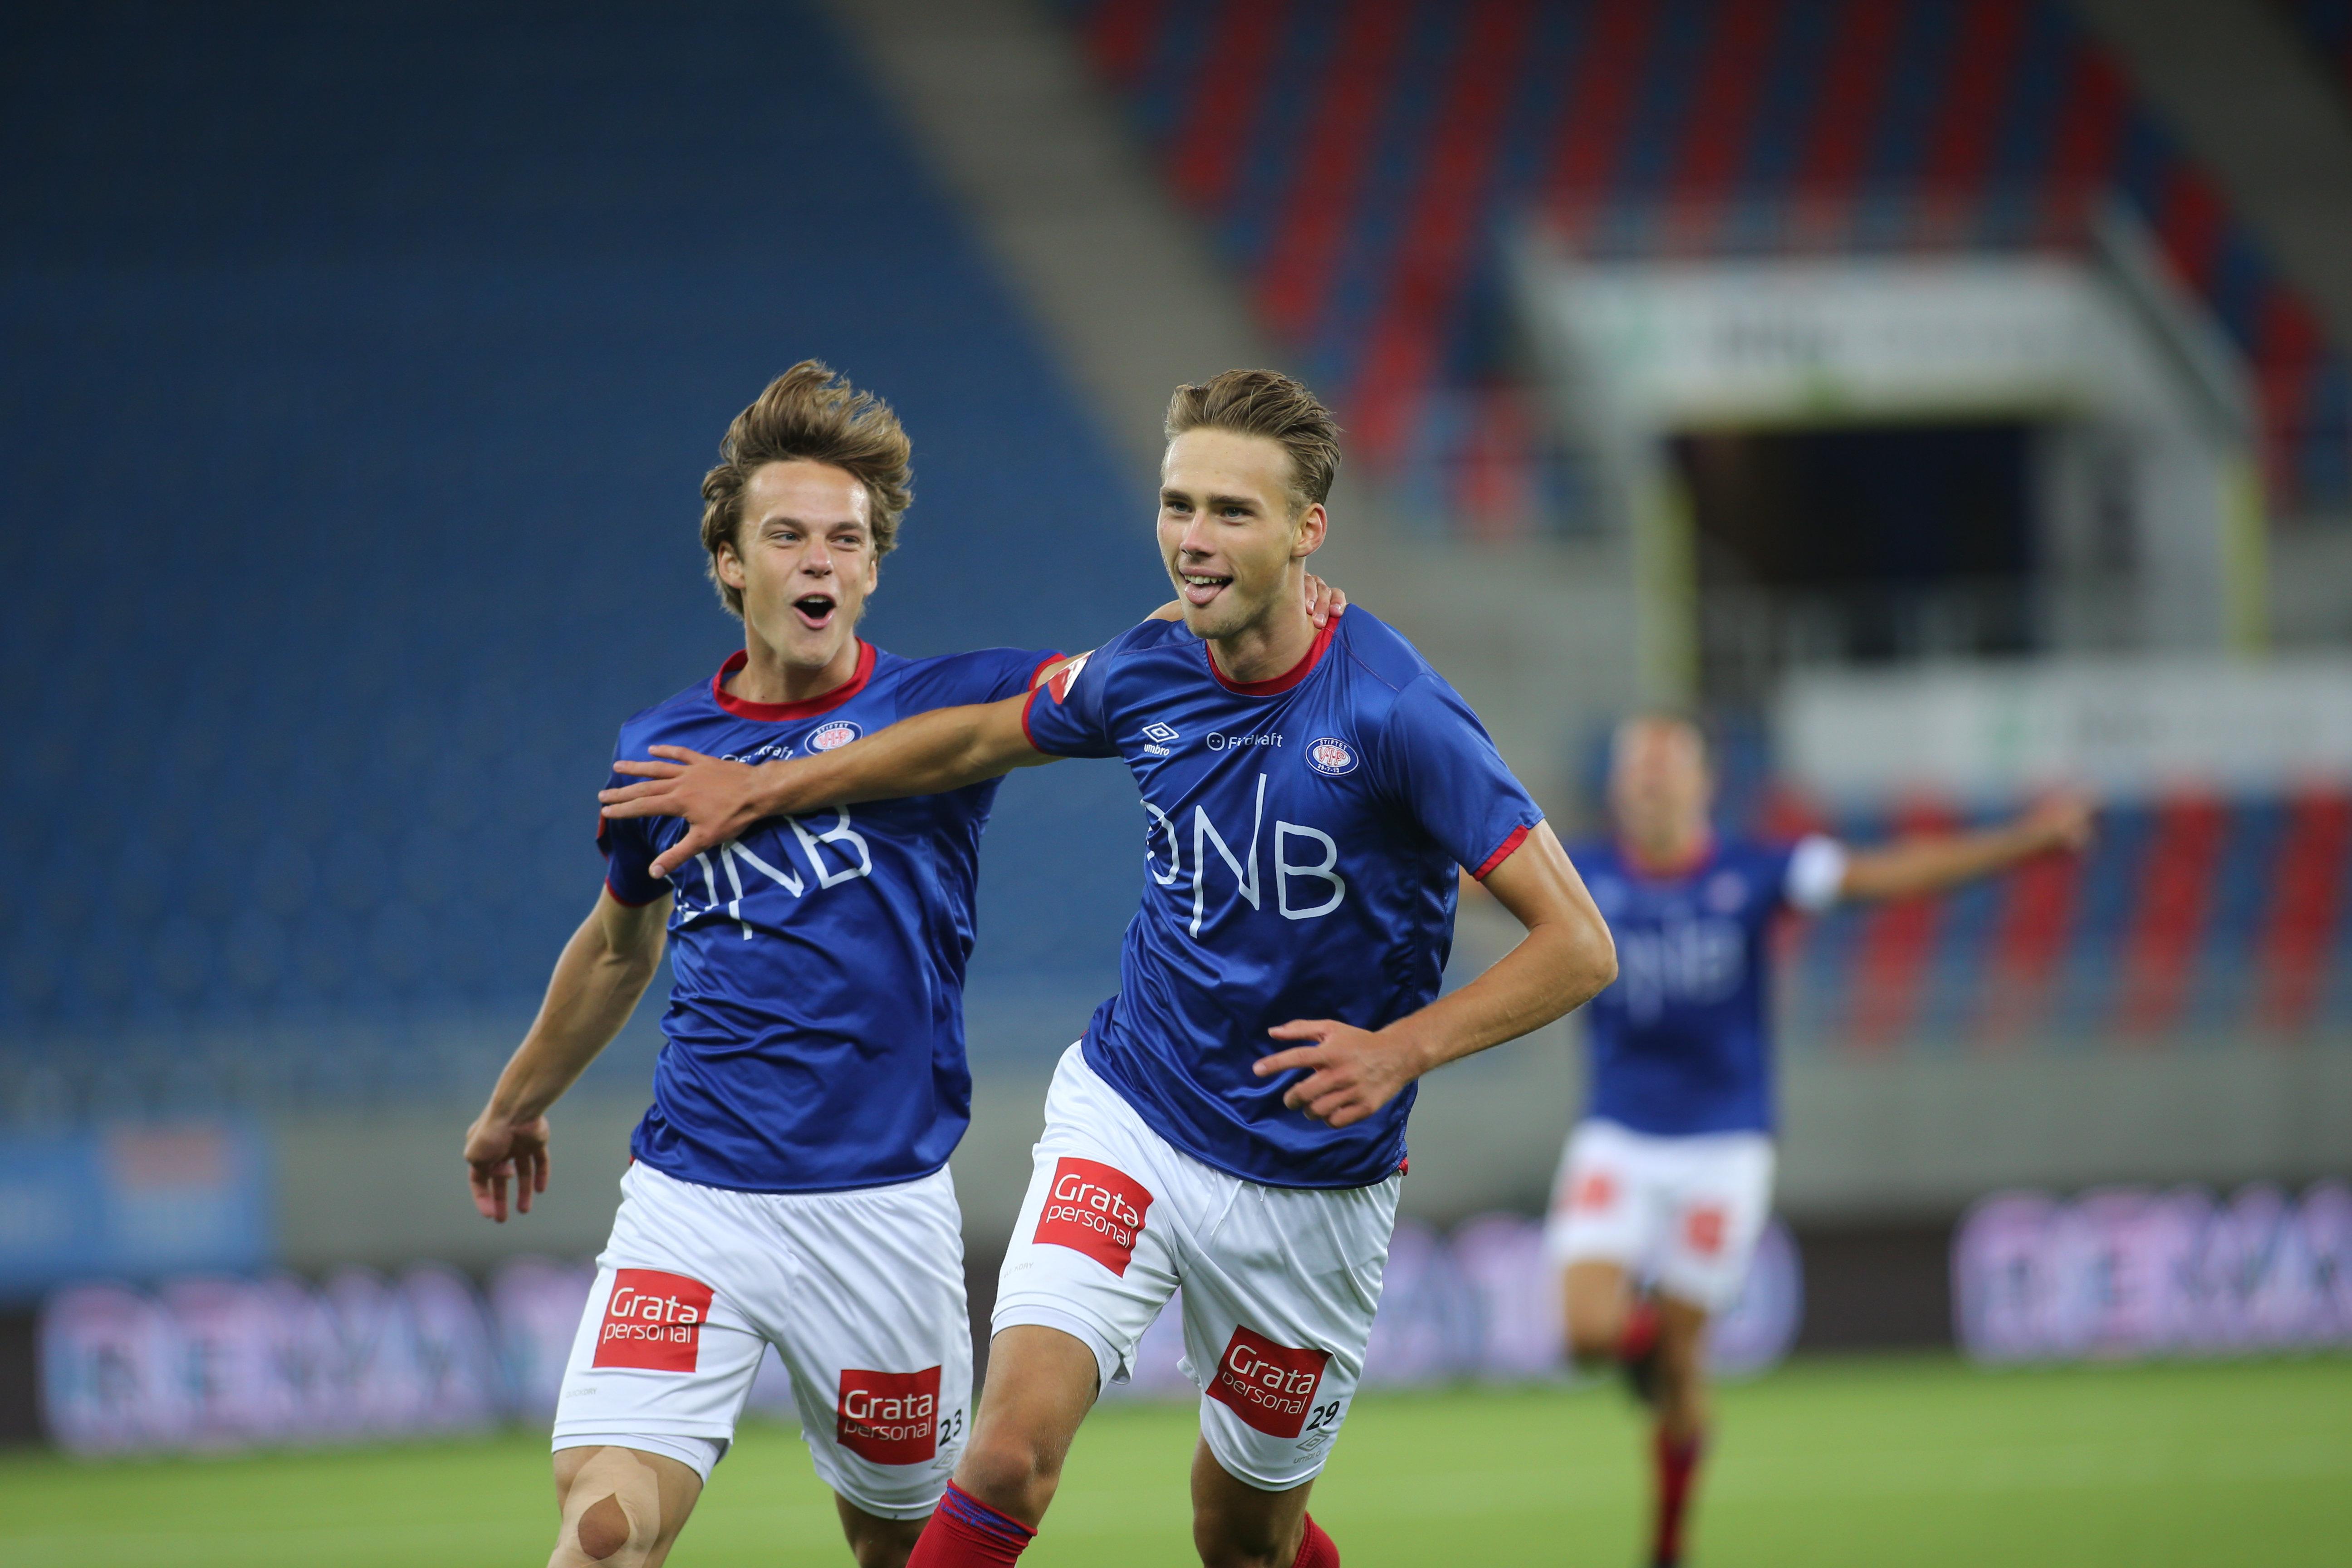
[
  {"left": 462, "top": 361, "right": 1344, "bottom": 1568},
  {"left": 600, "top": 369, "right": 1620, "bottom": 1568},
  {"left": 1552, "top": 714, "right": 2094, "bottom": 1568}
]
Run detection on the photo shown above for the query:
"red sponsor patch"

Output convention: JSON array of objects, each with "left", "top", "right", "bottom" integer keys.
[
  {"left": 1207, "top": 1326, "right": 1330, "bottom": 1439},
  {"left": 1684, "top": 1205, "right": 1728, "bottom": 1257},
  {"left": 836, "top": 1365, "right": 943, "bottom": 1465},
  {"left": 592, "top": 1269, "right": 714, "bottom": 1372},
  {"left": 1034, "top": 1156, "right": 1152, "bottom": 1276},
  {"left": 1572, "top": 1170, "right": 1618, "bottom": 1213}
]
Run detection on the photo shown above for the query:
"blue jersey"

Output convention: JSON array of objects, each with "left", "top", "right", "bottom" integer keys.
[
  {"left": 1574, "top": 835, "right": 1843, "bottom": 1137},
  {"left": 599, "top": 641, "right": 1055, "bottom": 1193},
  {"left": 1022, "top": 610, "right": 1543, "bottom": 1189}
]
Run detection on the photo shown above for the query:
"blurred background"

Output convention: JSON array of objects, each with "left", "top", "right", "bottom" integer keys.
[{"left": 3, "top": 0, "right": 2348, "bottom": 1558}]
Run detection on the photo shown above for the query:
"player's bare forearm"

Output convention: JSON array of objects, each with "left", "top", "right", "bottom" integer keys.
[
  {"left": 1838, "top": 792, "right": 2094, "bottom": 903},
  {"left": 466, "top": 890, "right": 666, "bottom": 1220},
  {"left": 1254, "top": 823, "right": 1616, "bottom": 1127},
  {"left": 485, "top": 891, "right": 668, "bottom": 1119}
]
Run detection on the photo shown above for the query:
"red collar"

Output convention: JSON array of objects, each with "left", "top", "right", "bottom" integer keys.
[
  {"left": 1205, "top": 616, "right": 1337, "bottom": 697},
  {"left": 711, "top": 641, "right": 875, "bottom": 721}
]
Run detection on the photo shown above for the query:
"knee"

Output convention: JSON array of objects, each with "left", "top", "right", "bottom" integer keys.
[
  {"left": 1562, "top": 1264, "right": 1631, "bottom": 1366},
  {"left": 956, "top": 1427, "right": 1063, "bottom": 1523},
  {"left": 551, "top": 1451, "right": 677, "bottom": 1568},
  {"left": 1567, "top": 1316, "right": 1621, "bottom": 1366},
  {"left": 1565, "top": 1298, "right": 1624, "bottom": 1365},
  {"left": 552, "top": 1490, "right": 654, "bottom": 1567}
]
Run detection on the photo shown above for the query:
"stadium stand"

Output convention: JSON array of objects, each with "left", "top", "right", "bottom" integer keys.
[
  {"left": 0, "top": 2, "right": 1160, "bottom": 1119},
  {"left": 3, "top": 1, "right": 2342, "bottom": 1124},
  {"left": 1065, "top": 0, "right": 2352, "bottom": 531}
]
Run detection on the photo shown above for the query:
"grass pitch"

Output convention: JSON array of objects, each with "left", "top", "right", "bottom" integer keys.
[{"left": 5, "top": 1354, "right": 2347, "bottom": 1566}]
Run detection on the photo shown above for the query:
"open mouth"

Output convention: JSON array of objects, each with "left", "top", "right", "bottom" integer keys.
[
  {"left": 792, "top": 593, "right": 838, "bottom": 630},
  {"left": 1179, "top": 572, "right": 1231, "bottom": 608}
]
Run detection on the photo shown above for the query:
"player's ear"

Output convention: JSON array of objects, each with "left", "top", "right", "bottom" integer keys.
[
  {"left": 1291, "top": 501, "right": 1327, "bottom": 560},
  {"left": 714, "top": 540, "right": 748, "bottom": 591}
]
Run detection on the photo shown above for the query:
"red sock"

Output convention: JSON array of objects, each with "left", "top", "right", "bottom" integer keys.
[
  {"left": 907, "top": 1482, "right": 1036, "bottom": 1567},
  {"left": 1292, "top": 1511, "right": 1339, "bottom": 1568},
  {"left": 1650, "top": 1427, "right": 1704, "bottom": 1567}
]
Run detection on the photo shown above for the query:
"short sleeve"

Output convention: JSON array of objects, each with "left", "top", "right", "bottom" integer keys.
[
  {"left": 1376, "top": 674, "right": 1544, "bottom": 877},
  {"left": 1782, "top": 834, "right": 1847, "bottom": 913},
  {"left": 1019, "top": 640, "right": 1122, "bottom": 760},
  {"left": 896, "top": 647, "right": 1061, "bottom": 715},
  {"left": 597, "top": 791, "right": 669, "bottom": 907}
]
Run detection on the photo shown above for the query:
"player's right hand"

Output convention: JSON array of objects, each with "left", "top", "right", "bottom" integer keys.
[
  {"left": 465, "top": 1111, "right": 552, "bottom": 1223},
  {"left": 600, "top": 745, "right": 777, "bottom": 880}
]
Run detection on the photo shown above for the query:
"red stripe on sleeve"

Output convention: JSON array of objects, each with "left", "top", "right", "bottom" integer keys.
[
  {"left": 1472, "top": 823, "right": 1533, "bottom": 880},
  {"left": 1019, "top": 683, "right": 1051, "bottom": 756}
]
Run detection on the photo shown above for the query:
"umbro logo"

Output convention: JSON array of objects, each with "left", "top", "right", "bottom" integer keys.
[{"left": 1141, "top": 720, "right": 1179, "bottom": 757}]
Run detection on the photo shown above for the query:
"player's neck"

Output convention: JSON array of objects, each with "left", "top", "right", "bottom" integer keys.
[
  {"left": 728, "top": 629, "right": 862, "bottom": 708},
  {"left": 1622, "top": 823, "right": 1714, "bottom": 877},
  {"left": 1205, "top": 589, "right": 1318, "bottom": 687}
]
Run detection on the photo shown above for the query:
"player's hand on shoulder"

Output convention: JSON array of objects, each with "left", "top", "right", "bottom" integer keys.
[
  {"left": 599, "top": 745, "right": 777, "bottom": 880},
  {"left": 1254, "top": 1018, "right": 1418, "bottom": 1129},
  {"left": 464, "top": 1110, "right": 551, "bottom": 1223},
  {"left": 1303, "top": 572, "right": 1347, "bottom": 627}
]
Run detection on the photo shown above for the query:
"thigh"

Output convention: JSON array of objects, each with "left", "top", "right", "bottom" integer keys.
[
  {"left": 1181, "top": 1173, "right": 1399, "bottom": 1492},
  {"left": 552, "top": 1167, "right": 773, "bottom": 1474},
  {"left": 1653, "top": 1136, "right": 1777, "bottom": 1313},
  {"left": 992, "top": 1045, "right": 1186, "bottom": 1390},
  {"left": 1545, "top": 1120, "right": 1661, "bottom": 1274},
  {"left": 759, "top": 1168, "right": 975, "bottom": 1522}
]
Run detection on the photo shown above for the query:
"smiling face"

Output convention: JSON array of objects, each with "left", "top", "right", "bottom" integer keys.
[
  {"left": 1156, "top": 427, "right": 1327, "bottom": 642},
  {"left": 712, "top": 460, "right": 879, "bottom": 675}
]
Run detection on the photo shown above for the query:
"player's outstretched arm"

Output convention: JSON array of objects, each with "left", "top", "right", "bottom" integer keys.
[
  {"left": 1837, "top": 791, "right": 2094, "bottom": 904},
  {"left": 600, "top": 692, "right": 1051, "bottom": 882},
  {"left": 599, "top": 579, "right": 1345, "bottom": 882},
  {"left": 464, "top": 887, "right": 670, "bottom": 1222},
  {"left": 1253, "top": 822, "right": 1618, "bottom": 1128}
]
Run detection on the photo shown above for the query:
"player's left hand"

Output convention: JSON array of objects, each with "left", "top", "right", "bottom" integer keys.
[
  {"left": 464, "top": 1110, "right": 551, "bottom": 1223},
  {"left": 1303, "top": 573, "right": 1348, "bottom": 628},
  {"left": 2020, "top": 789, "right": 2096, "bottom": 855},
  {"left": 1254, "top": 1019, "right": 1422, "bottom": 1128},
  {"left": 599, "top": 745, "right": 770, "bottom": 881}
]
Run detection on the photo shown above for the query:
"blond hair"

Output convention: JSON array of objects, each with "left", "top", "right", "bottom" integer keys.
[{"left": 1164, "top": 368, "right": 1342, "bottom": 515}]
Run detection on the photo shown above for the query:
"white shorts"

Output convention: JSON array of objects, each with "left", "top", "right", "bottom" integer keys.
[
  {"left": 994, "top": 1044, "right": 1399, "bottom": 1492},
  {"left": 552, "top": 1161, "right": 971, "bottom": 1519},
  {"left": 1544, "top": 1118, "right": 1776, "bottom": 1314}
]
